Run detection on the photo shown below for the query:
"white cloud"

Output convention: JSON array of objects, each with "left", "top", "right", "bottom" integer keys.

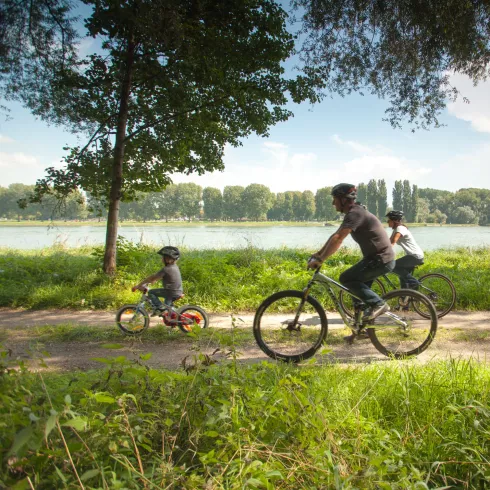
[
  {"left": 0, "top": 152, "right": 39, "bottom": 168},
  {"left": 447, "top": 73, "right": 490, "bottom": 134},
  {"left": 332, "top": 134, "right": 373, "bottom": 154},
  {"left": 424, "top": 142, "right": 490, "bottom": 190},
  {"left": 171, "top": 142, "right": 319, "bottom": 193},
  {"left": 0, "top": 152, "right": 62, "bottom": 186},
  {"left": 0, "top": 135, "right": 15, "bottom": 144}
]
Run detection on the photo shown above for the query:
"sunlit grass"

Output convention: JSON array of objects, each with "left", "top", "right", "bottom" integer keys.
[
  {"left": 0, "top": 244, "right": 489, "bottom": 311},
  {"left": 1, "top": 349, "right": 490, "bottom": 488}
]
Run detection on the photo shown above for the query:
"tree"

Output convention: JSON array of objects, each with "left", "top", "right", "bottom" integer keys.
[
  {"left": 402, "top": 180, "right": 412, "bottom": 221},
  {"left": 417, "top": 198, "right": 431, "bottom": 223},
  {"left": 299, "top": 191, "right": 315, "bottom": 221},
  {"left": 9, "top": 0, "right": 316, "bottom": 274},
  {"left": 377, "top": 180, "right": 388, "bottom": 218},
  {"left": 0, "top": 0, "right": 78, "bottom": 109},
  {"left": 242, "top": 184, "right": 273, "bottom": 221},
  {"left": 315, "top": 187, "right": 336, "bottom": 221},
  {"left": 176, "top": 183, "right": 202, "bottom": 222},
  {"left": 294, "top": 0, "right": 490, "bottom": 129},
  {"left": 451, "top": 206, "right": 478, "bottom": 225},
  {"left": 411, "top": 185, "right": 419, "bottom": 223},
  {"left": 202, "top": 187, "right": 223, "bottom": 221},
  {"left": 268, "top": 192, "right": 285, "bottom": 221},
  {"left": 223, "top": 186, "right": 245, "bottom": 221},
  {"left": 155, "top": 185, "right": 179, "bottom": 222},
  {"left": 392, "top": 181, "right": 404, "bottom": 212},
  {"left": 357, "top": 183, "right": 367, "bottom": 206},
  {"left": 282, "top": 192, "right": 296, "bottom": 221},
  {"left": 367, "top": 180, "right": 378, "bottom": 216}
]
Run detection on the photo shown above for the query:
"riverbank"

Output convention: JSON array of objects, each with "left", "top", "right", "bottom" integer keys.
[{"left": 1, "top": 245, "right": 489, "bottom": 311}]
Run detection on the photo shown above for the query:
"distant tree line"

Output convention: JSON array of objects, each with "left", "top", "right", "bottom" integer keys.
[{"left": 1, "top": 182, "right": 490, "bottom": 225}]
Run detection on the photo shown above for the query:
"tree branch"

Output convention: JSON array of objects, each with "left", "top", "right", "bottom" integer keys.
[{"left": 124, "top": 95, "right": 229, "bottom": 142}]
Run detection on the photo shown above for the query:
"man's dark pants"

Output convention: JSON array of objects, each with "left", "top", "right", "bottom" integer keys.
[{"left": 339, "top": 258, "right": 396, "bottom": 307}]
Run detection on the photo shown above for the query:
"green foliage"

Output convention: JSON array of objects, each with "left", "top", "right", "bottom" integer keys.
[
  {"left": 223, "top": 185, "right": 246, "bottom": 221},
  {"left": 294, "top": 0, "right": 490, "bottom": 129},
  {"left": 367, "top": 179, "right": 378, "bottom": 216},
  {"left": 377, "top": 179, "right": 388, "bottom": 218},
  {"left": 1, "top": 348, "right": 490, "bottom": 488},
  {"left": 202, "top": 187, "right": 223, "bottom": 221},
  {"left": 0, "top": 245, "right": 489, "bottom": 311},
  {"left": 392, "top": 180, "right": 404, "bottom": 214},
  {"left": 242, "top": 184, "right": 273, "bottom": 221}
]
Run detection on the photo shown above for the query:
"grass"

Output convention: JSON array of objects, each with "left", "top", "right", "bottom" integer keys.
[
  {"left": 1, "top": 344, "right": 490, "bottom": 489},
  {"left": 0, "top": 243, "right": 489, "bottom": 312}
]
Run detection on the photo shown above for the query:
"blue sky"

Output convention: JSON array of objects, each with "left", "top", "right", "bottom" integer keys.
[{"left": 1, "top": 12, "right": 489, "bottom": 201}]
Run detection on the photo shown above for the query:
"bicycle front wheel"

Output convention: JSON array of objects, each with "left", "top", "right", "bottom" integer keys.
[
  {"left": 176, "top": 305, "right": 209, "bottom": 333},
  {"left": 253, "top": 290, "right": 328, "bottom": 363},
  {"left": 414, "top": 273, "right": 456, "bottom": 319},
  {"left": 367, "top": 289, "right": 438, "bottom": 358},
  {"left": 339, "top": 278, "right": 386, "bottom": 318},
  {"left": 116, "top": 304, "right": 150, "bottom": 335}
]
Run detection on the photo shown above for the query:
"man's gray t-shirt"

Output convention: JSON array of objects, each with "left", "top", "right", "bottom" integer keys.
[
  {"left": 155, "top": 263, "right": 183, "bottom": 296},
  {"left": 339, "top": 204, "right": 394, "bottom": 264}
]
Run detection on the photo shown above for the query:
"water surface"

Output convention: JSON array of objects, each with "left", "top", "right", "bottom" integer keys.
[{"left": 1, "top": 224, "right": 489, "bottom": 250}]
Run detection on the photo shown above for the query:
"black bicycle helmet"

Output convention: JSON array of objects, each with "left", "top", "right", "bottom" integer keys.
[
  {"left": 386, "top": 210, "right": 404, "bottom": 221},
  {"left": 331, "top": 183, "right": 357, "bottom": 200},
  {"left": 157, "top": 245, "right": 180, "bottom": 260}
]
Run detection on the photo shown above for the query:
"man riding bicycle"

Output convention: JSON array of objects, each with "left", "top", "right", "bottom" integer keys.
[{"left": 307, "top": 183, "right": 395, "bottom": 342}]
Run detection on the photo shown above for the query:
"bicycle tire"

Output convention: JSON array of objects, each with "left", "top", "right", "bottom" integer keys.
[
  {"left": 253, "top": 290, "right": 328, "bottom": 363},
  {"left": 176, "top": 305, "right": 209, "bottom": 333},
  {"left": 367, "top": 289, "right": 438, "bottom": 358},
  {"left": 338, "top": 278, "right": 386, "bottom": 318},
  {"left": 116, "top": 304, "right": 150, "bottom": 335},
  {"left": 413, "top": 273, "right": 456, "bottom": 319}
]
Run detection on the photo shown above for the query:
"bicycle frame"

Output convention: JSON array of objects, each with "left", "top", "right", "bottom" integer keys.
[
  {"left": 134, "top": 287, "right": 181, "bottom": 325},
  {"left": 378, "top": 271, "right": 439, "bottom": 297},
  {"left": 303, "top": 268, "right": 408, "bottom": 332}
]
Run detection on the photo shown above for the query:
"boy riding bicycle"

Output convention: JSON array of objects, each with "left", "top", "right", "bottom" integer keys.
[{"left": 132, "top": 246, "right": 183, "bottom": 314}]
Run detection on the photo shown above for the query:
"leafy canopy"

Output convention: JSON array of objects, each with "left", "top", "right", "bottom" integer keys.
[
  {"left": 25, "top": 0, "right": 316, "bottom": 203},
  {"left": 293, "top": 0, "right": 490, "bottom": 129}
]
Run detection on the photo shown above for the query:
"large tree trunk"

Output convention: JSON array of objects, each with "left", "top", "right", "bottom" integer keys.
[{"left": 103, "top": 35, "right": 135, "bottom": 275}]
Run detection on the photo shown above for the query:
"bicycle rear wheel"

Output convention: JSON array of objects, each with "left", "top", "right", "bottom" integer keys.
[
  {"left": 253, "top": 290, "right": 328, "bottom": 363},
  {"left": 338, "top": 278, "right": 386, "bottom": 318},
  {"left": 367, "top": 289, "right": 438, "bottom": 358},
  {"left": 413, "top": 273, "right": 456, "bottom": 319},
  {"left": 116, "top": 304, "right": 150, "bottom": 335},
  {"left": 176, "top": 305, "right": 209, "bottom": 333}
]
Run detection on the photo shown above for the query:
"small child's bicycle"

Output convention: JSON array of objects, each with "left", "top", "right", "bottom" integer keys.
[{"left": 116, "top": 285, "right": 209, "bottom": 335}]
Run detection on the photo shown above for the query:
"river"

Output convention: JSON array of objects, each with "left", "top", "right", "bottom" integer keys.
[{"left": 1, "top": 224, "right": 489, "bottom": 250}]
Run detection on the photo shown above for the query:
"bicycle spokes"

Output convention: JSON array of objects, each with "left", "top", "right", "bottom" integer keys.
[
  {"left": 367, "top": 290, "right": 437, "bottom": 358},
  {"left": 253, "top": 291, "right": 328, "bottom": 362}
]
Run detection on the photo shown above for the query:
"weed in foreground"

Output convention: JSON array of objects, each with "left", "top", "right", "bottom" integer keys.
[{"left": 1, "top": 337, "right": 490, "bottom": 489}]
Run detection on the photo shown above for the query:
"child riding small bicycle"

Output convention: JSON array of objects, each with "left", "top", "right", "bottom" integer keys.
[{"left": 132, "top": 246, "right": 183, "bottom": 314}]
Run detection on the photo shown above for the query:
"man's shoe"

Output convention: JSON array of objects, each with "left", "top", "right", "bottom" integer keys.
[
  {"left": 344, "top": 330, "right": 370, "bottom": 344},
  {"left": 363, "top": 303, "right": 390, "bottom": 321}
]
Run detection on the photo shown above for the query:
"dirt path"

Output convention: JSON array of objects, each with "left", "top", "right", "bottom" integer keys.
[{"left": 1, "top": 308, "right": 490, "bottom": 371}]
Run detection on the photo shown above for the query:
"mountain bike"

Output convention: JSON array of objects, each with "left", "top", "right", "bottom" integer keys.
[
  {"left": 116, "top": 285, "right": 209, "bottom": 335},
  {"left": 338, "top": 266, "right": 456, "bottom": 319},
  {"left": 253, "top": 266, "right": 438, "bottom": 363}
]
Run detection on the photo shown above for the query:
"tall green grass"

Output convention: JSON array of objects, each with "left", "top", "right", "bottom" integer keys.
[
  {"left": 1, "top": 350, "right": 489, "bottom": 488},
  {"left": 0, "top": 243, "right": 489, "bottom": 311}
]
